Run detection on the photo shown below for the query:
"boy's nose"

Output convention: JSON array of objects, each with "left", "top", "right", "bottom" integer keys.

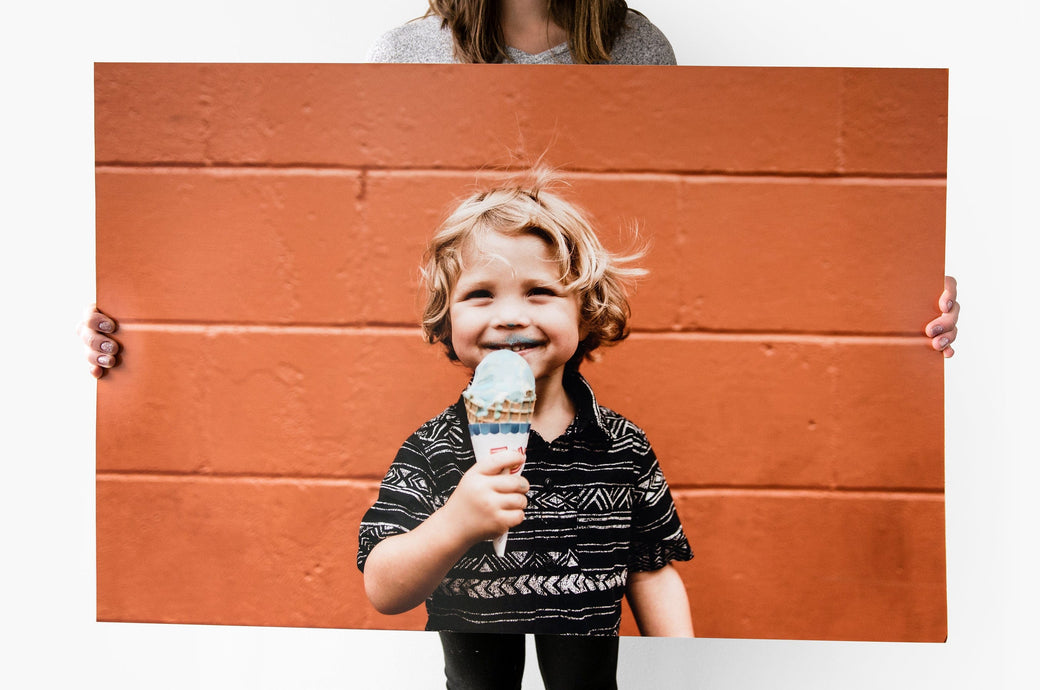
[{"left": 491, "top": 300, "right": 530, "bottom": 328}]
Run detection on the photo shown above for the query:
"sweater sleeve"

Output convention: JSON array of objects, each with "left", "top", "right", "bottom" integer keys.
[
  {"left": 364, "top": 16, "right": 458, "bottom": 64},
  {"left": 609, "top": 10, "right": 678, "bottom": 65}
]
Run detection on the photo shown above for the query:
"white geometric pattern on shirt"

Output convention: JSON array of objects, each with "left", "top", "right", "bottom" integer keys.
[
  {"left": 438, "top": 571, "right": 627, "bottom": 599},
  {"left": 532, "top": 486, "right": 633, "bottom": 511}
]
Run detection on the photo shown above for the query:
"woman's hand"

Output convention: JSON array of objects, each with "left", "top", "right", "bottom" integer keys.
[
  {"left": 925, "top": 276, "right": 959, "bottom": 358},
  {"left": 78, "top": 305, "right": 121, "bottom": 378}
]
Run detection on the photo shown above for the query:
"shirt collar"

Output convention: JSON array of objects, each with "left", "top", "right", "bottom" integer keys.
[
  {"left": 451, "top": 368, "right": 610, "bottom": 444},
  {"left": 561, "top": 369, "right": 610, "bottom": 442}
]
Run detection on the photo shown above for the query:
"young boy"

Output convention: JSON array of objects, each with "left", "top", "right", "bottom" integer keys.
[{"left": 357, "top": 172, "right": 693, "bottom": 688}]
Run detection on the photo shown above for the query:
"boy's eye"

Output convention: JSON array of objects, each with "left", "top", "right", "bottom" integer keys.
[
  {"left": 462, "top": 289, "right": 492, "bottom": 300},
  {"left": 529, "top": 286, "right": 558, "bottom": 297}
]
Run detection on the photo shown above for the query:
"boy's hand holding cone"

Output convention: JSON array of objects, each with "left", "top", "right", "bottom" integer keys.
[{"left": 445, "top": 450, "right": 529, "bottom": 544}]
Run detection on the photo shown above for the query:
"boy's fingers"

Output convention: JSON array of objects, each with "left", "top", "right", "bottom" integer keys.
[
  {"left": 490, "top": 469, "right": 529, "bottom": 495},
  {"left": 488, "top": 471, "right": 530, "bottom": 496},
  {"left": 502, "top": 509, "right": 525, "bottom": 528},
  {"left": 496, "top": 475, "right": 529, "bottom": 496},
  {"left": 499, "top": 492, "right": 528, "bottom": 511},
  {"left": 476, "top": 450, "right": 525, "bottom": 475}
]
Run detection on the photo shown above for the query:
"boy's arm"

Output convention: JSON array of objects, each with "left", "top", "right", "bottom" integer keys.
[
  {"left": 363, "top": 450, "right": 528, "bottom": 615},
  {"left": 363, "top": 505, "right": 478, "bottom": 615},
  {"left": 625, "top": 563, "right": 694, "bottom": 637}
]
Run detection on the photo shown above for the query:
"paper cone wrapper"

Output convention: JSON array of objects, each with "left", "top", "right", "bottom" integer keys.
[{"left": 465, "top": 396, "right": 534, "bottom": 556}]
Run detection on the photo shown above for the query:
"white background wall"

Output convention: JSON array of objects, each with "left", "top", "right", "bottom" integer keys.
[{"left": 3, "top": 1, "right": 1037, "bottom": 687}]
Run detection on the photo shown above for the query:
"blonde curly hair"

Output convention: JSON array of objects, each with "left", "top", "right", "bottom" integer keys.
[{"left": 420, "top": 169, "right": 646, "bottom": 368}]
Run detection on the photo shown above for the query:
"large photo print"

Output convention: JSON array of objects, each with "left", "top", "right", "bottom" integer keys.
[{"left": 94, "top": 63, "right": 947, "bottom": 641}]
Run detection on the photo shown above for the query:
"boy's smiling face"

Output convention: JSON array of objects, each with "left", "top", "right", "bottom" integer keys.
[{"left": 449, "top": 231, "right": 583, "bottom": 394}]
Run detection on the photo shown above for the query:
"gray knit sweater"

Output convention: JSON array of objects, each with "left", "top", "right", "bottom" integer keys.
[{"left": 365, "top": 10, "right": 676, "bottom": 65}]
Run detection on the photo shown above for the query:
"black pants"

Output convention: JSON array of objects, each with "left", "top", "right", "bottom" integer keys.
[{"left": 439, "top": 631, "right": 619, "bottom": 690}]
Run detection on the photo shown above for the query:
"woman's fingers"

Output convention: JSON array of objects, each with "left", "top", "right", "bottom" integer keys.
[
  {"left": 81, "top": 305, "right": 121, "bottom": 377},
  {"left": 939, "top": 275, "right": 957, "bottom": 312},
  {"left": 86, "top": 306, "right": 118, "bottom": 335},
  {"left": 86, "top": 346, "right": 118, "bottom": 370},
  {"left": 925, "top": 279, "right": 959, "bottom": 357},
  {"left": 930, "top": 326, "right": 958, "bottom": 354},
  {"left": 80, "top": 327, "right": 121, "bottom": 356}
]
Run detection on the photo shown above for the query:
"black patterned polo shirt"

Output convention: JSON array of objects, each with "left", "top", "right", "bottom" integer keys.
[{"left": 357, "top": 370, "right": 693, "bottom": 635}]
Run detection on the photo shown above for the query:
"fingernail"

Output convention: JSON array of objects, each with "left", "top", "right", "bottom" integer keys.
[
  {"left": 931, "top": 325, "right": 944, "bottom": 336},
  {"left": 98, "top": 355, "right": 112, "bottom": 366},
  {"left": 946, "top": 300, "right": 954, "bottom": 311},
  {"left": 98, "top": 321, "right": 114, "bottom": 333},
  {"left": 939, "top": 337, "right": 950, "bottom": 348},
  {"left": 100, "top": 341, "right": 114, "bottom": 353}
]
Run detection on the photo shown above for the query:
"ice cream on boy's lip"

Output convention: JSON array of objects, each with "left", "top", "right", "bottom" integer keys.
[
  {"left": 463, "top": 350, "right": 537, "bottom": 556},
  {"left": 483, "top": 334, "right": 545, "bottom": 355}
]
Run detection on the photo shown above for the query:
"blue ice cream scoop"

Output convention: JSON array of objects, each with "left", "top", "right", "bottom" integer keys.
[{"left": 463, "top": 349, "right": 537, "bottom": 421}]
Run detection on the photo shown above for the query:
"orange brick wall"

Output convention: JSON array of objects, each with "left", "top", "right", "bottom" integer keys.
[{"left": 95, "top": 64, "right": 947, "bottom": 641}]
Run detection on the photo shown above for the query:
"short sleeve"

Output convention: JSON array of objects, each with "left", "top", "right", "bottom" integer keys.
[
  {"left": 364, "top": 30, "right": 399, "bottom": 63},
  {"left": 628, "top": 446, "right": 693, "bottom": 572},
  {"left": 364, "top": 17, "right": 459, "bottom": 64},
  {"left": 609, "top": 11, "right": 678, "bottom": 65},
  {"left": 356, "top": 435, "right": 440, "bottom": 571}
]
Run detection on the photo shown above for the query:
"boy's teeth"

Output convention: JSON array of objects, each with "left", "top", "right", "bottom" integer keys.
[{"left": 488, "top": 343, "right": 535, "bottom": 351}]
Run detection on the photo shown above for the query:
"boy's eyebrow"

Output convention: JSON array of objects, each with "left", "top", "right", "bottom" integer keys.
[
  {"left": 459, "top": 272, "right": 563, "bottom": 287},
  {"left": 456, "top": 281, "right": 492, "bottom": 292},
  {"left": 451, "top": 277, "right": 494, "bottom": 298},
  {"left": 521, "top": 276, "right": 563, "bottom": 288}
]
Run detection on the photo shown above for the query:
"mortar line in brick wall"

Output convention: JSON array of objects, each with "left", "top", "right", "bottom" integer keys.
[
  {"left": 96, "top": 471, "right": 383, "bottom": 487},
  {"left": 93, "top": 163, "right": 362, "bottom": 177},
  {"left": 113, "top": 322, "right": 425, "bottom": 336},
  {"left": 670, "top": 487, "right": 945, "bottom": 500},
  {"left": 93, "top": 163, "right": 946, "bottom": 183},
  {"left": 112, "top": 321, "right": 930, "bottom": 344},
  {"left": 627, "top": 331, "right": 930, "bottom": 346},
  {"left": 95, "top": 472, "right": 943, "bottom": 498}
]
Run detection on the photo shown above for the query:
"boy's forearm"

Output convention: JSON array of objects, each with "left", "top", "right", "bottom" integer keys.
[
  {"left": 626, "top": 564, "right": 694, "bottom": 637},
  {"left": 363, "top": 507, "right": 474, "bottom": 615},
  {"left": 364, "top": 450, "right": 529, "bottom": 615}
]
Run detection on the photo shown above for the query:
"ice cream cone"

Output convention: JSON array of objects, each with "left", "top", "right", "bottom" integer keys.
[
  {"left": 463, "top": 392, "right": 536, "bottom": 425},
  {"left": 463, "top": 351, "right": 537, "bottom": 556}
]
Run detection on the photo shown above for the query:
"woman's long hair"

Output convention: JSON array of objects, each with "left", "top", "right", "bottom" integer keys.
[{"left": 427, "top": 0, "right": 630, "bottom": 64}]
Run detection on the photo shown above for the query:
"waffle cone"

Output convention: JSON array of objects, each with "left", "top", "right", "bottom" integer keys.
[{"left": 464, "top": 392, "right": 536, "bottom": 424}]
